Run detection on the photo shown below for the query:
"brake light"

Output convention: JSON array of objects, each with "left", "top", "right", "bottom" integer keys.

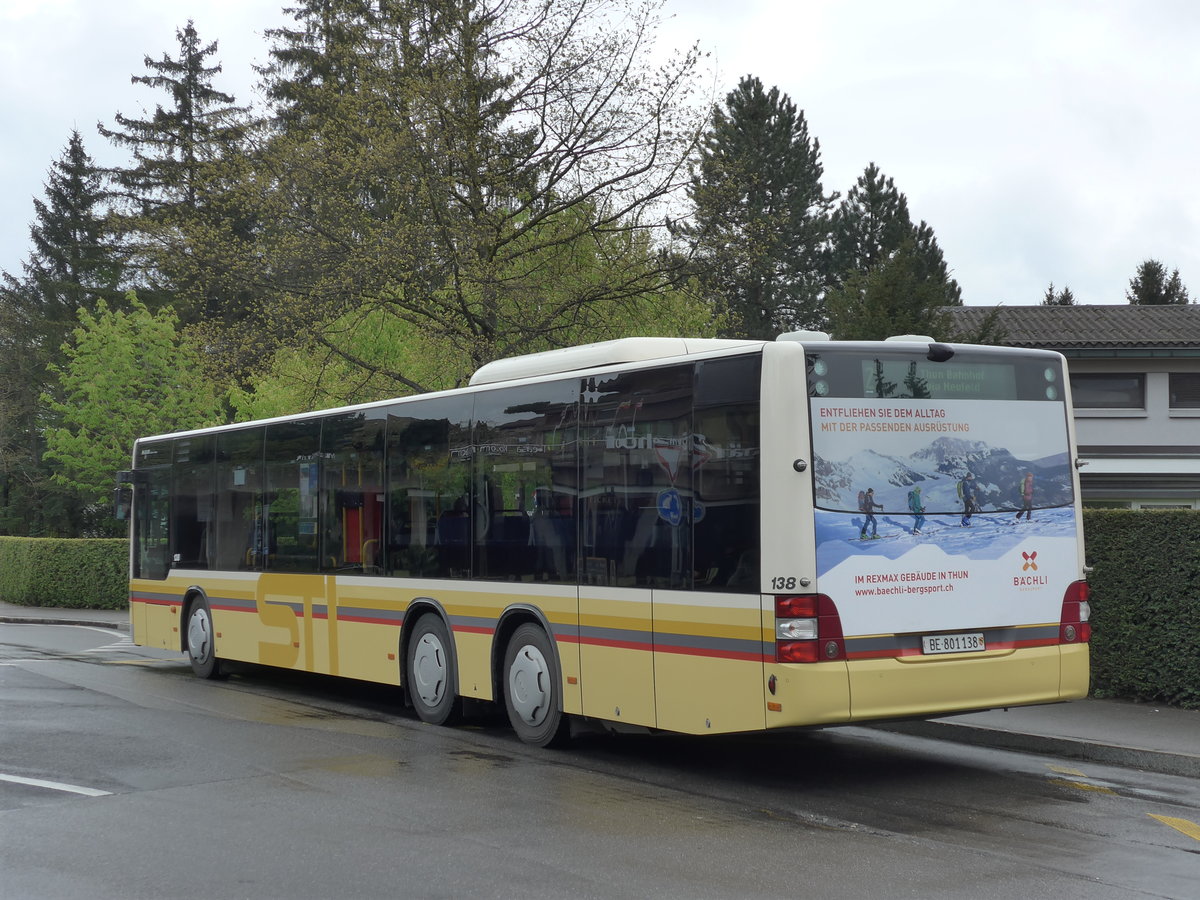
[
  {"left": 1059, "top": 580, "right": 1091, "bottom": 644},
  {"left": 775, "top": 594, "right": 845, "bottom": 663}
]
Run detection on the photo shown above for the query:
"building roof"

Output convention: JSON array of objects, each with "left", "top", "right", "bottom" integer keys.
[{"left": 945, "top": 304, "right": 1200, "bottom": 353}]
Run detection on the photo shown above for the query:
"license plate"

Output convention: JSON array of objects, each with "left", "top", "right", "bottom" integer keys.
[{"left": 922, "top": 632, "right": 986, "bottom": 654}]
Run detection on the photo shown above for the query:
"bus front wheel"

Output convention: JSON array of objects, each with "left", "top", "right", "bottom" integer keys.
[
  {"left": 185, "top": 597, "right": 224, "bottom": 680},
  {"left": 502, "top": 624, "right": 570, "bottom": 747},
  {"left": 406, "top": 614, "right": 460, "bottom": 726}
]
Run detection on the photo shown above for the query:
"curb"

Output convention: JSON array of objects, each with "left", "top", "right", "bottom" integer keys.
[
  {"left": 0, "top": 614, "right": 128, "bottom": 631},
  {"left": 874, "top": 719, "right": 1200, "bottom": 780}
]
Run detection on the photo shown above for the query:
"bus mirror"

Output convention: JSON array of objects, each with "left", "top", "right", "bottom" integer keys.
[{"left": 114, "top": 486, "right": 132, "bottom": 521}]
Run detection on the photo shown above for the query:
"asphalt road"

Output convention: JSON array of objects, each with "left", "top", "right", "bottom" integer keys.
[{"left": 2, "top": 621, "right": 1197, "bottom": 900}]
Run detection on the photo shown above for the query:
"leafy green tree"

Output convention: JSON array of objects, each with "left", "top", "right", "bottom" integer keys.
[
  {"left": 43, "top": 295, "right": 226, "bottom": 534},
  {"left": 686, "top": 75, "right": 835, "bottom": 337},
  {"left": 1042, "top": 283, "right": 1076, "bottom": 305},
  {"left": 824, "top": 240, "right": 951, "bottom": 341},
  {"left": 231, "top": 213, "right": 719, "bottom": 415},
  {"left": 99, "top": 20, "right": 250, "bottom": 322},
  {"left": 825, "top": 163, "right": 961, "bottom": 306},
  {"left": 1126, "top": 259, "right": 1190, "bottom": 305},
  {"left": 197, "top": 0, "right": 706, "bottom": 394}
]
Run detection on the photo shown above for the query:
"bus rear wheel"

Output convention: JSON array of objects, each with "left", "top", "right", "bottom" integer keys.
[
  {"left": 502, "top": 623, "right": 570, "bottom": 747},
  {"left": 186, "top": 597, "right": 224, "bottom": 680},
  {"left": 406, "top": 614, "right": 460, "bottom": 726}
]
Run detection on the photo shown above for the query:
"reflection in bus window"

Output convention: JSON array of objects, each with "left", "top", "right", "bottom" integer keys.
[
  {"left": 321, "top": 411, "right": 386, "bottom": 573},
  {"left": 387, "top": 396, "right": 473, "bottom": 578},
  {"left": 581, "top": 364, "right": 693, "bottom": 588},
  {"left": 213, "top": 427, "right": 263, "bottom": 571},
  {"left": 693, "top": 355, "right": 761, "bottom": 592},
  {"left": 473, "top": 380, "right": 577, "bottom": 583}
]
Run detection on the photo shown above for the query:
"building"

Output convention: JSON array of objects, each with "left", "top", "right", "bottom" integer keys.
[{"left": 945, "top": 305, "right": 1200, "bottom": 509}]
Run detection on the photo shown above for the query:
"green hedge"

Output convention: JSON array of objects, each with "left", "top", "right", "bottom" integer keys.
[
  {"left": 0, "top": 536, "right": 128, "bottom": 610},
  {"left": 1083, "top": 509, "right": 1200, "bottom": 709}
]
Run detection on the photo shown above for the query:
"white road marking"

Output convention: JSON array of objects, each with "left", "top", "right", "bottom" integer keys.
[{"left": 0, "top": 772, "right": 111, "bottom": 797}]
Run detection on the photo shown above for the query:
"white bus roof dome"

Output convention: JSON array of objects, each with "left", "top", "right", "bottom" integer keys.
[{"left": 469, "top": 337, "right": 761, "bottom": 386}]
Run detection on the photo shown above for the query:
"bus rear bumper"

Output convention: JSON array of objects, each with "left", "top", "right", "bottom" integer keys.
[{"left": 846, "top": 644, "right": 1090, "bottom": 722}]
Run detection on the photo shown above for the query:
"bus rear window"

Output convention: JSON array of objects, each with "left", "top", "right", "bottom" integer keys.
[{"left": 806, "top": 349, "right": 1064, "bottom": 403}]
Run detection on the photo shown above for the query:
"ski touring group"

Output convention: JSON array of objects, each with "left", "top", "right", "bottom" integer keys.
[{"left": 855, "top": 471, "right": 1037, "bottom": 541}]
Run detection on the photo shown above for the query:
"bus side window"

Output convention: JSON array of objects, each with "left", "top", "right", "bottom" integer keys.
[
  {"left": 386, "top": 395, "right": 474, "bottom": 579},
  {"left": 693, "top": 355, "right": 761, "bottom": 593},
  {"left": 264, "top": 420, "right": 321, "bottom": 573},
  {"left": 171, "top": 435, "right": 215, "bottom": 570},
  {"left": 580, "top": 365, "right": 693, "bottom": 588},
  {"left": 213, "top": 427, "right": 264, "bottom": 571},
  {"left": 472, "top": 380, "right": 578, "bottom": 583},
  {"left": 320, "top": 411, "right": 386, "bottom": 573}
]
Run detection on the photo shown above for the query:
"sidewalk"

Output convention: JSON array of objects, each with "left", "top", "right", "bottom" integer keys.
[
  {"left": 2, "top": 600, "right": 1196, "bottom": 777},
  {"left": 876, "top": 698, "right": 1200, "bottom": 779},
  {"left": 0, "top": 600, "right": 128, "bottom": 630}
]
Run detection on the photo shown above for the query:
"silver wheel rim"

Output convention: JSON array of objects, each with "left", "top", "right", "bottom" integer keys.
[
  {"left": 412, "top": 632, "right": 448, "bottom": 709},
  {"left": 508, "top": 643, "right": 551, "bottom": 727},
  {"left": 187, "top": 607, "right": 212, "bottom": 665}
]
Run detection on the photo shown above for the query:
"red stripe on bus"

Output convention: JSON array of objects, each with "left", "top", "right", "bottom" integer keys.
[{"left": 130, "top": 595, "right": 181, "bottom": 607}]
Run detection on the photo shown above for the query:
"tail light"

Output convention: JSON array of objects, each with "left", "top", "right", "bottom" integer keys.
[
  {"left": 1060, "top": 580, "right": 1091, "bottom": 644},
  {"left": 775, "top": 594, "right": 845, "bottom": 663}
]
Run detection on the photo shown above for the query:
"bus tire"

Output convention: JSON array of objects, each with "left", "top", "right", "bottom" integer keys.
[
  {"left": 185, "top": 597, "right": 224, "bottom": 680},
  {"left": 406, "top": 614, "right": 460, "bottom": 726},
  {"left": 502, "top": 623, "right": 570, "bottom": 747}
]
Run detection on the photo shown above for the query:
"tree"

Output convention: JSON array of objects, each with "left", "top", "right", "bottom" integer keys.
[
  {"left": 1042, "top": 282, "right": 1076, "bottom": 305},
  {"left": 825, "top": 163, "right": 961, "bottom": 306},
  {"left": 42, "top": 296, "right": 225, "bottom": 533},
  {"left": 686, "top": 75, "right": 835, "bottom": 338},
  {"left": 0, "top": 132, "right": 123, "bottom": 536},
  {"left": 193, "top": 0, "right": 707, "bottom": 395},
  {"left": 99, "top": 21, "right": 250, "bottom": 322},
  {"left": 824, "top": 240, "right": 952, "bottom": 341},
  {"left": 1126, "top": 259, "right": 1190, "bottom": 305},
  {"left": 11, "top": 131, "right": 123, "bottom": 352}
]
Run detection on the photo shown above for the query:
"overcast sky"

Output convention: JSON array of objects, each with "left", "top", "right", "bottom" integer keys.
[{"left": 3, "top": 0, "right": 1198, "bottom": 306}]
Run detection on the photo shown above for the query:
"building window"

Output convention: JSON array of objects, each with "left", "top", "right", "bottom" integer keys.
[
  {"left": 1070, "top": 373, "right": 1144, "bottom": 409},
  {"left": 1169, "top": 373, "right": 1200, "bottom": 409}
]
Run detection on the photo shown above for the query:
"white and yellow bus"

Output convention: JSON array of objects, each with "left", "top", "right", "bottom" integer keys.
[{"left": 118, "top": 334, "right": 1090, "bottom": 746}]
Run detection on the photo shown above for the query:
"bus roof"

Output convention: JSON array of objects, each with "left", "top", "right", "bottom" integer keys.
[{"left": 468, "top": 337, "right": 763, "bottom": 386}]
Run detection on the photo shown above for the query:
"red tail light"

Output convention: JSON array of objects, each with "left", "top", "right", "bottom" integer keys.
[
  {"left": 775, "top": 594, "right": 845, "bottom": 663},
  {"left": 1059, "top": 580, "right": 1091, "bottom": 644}
]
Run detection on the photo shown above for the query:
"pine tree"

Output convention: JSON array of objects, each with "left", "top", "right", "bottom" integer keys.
[
  {"left": 18, "top": 131, "right": 123, "bottom": 346},
  {"left": 100, "top": 21, "right": 246, "bottom": 214},
  {"left": 825, "top": 163, "right": 961, "bottom": 305},
  {"left": 686, "top": 75, "right": 836, "bottom": 337},
  {"left": 1126, "top": 259, "right": 1190, "bottom": 305},
  {"left": 99, "top": 20, "right": 249, "bottom": 321},
  {"left": 0, "top": 131, "right": 120, "bottom": 536},
  {"left": 824, "top": 240, "right": 951, "bottom": 340},
  {"left": 1042, "top": 282, "right": 1076, "bottom": 305}
]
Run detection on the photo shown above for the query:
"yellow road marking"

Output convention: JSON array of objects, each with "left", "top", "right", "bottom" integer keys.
[
  {"left": 1048, "top": 778, "right": 1116, "bottom": 795},
  {"left": 1148, "top": 815, "right": 1200, "bottom": 842},
  {"left": 1047, "top": 765, "right": 1087, "bottom": 777}
]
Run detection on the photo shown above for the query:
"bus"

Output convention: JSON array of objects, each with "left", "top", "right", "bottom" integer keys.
[{"left": 117, "top": 333, "right": 1090, "bottom": 746}]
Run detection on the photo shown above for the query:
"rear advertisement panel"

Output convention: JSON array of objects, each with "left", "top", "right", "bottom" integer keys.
[{"left": 810, "top": 398, "right": 1076, "bottom": 639}]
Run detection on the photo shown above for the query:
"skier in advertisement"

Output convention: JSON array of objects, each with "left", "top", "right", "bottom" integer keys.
[
  {"left": 958, "top": 472, "right": 977, "bottom": 527},
  {"left": 858, "top": 487, "right": 883, "bottom": 539},
  {"left": 908, "top": 485, "right": 926, "bottom": 534},
  {"left": 1015, "top": 471, "right": 1035, "bottom": 522}
]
